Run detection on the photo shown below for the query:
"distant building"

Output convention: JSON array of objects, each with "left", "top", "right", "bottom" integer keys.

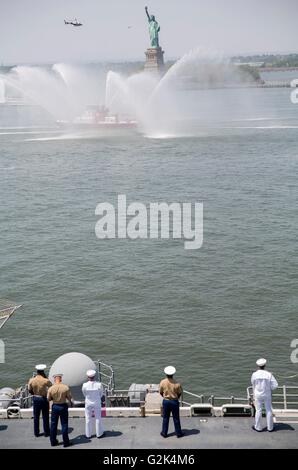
[{"left": 233, "top": 61, "right": 265, "bottom": 68}]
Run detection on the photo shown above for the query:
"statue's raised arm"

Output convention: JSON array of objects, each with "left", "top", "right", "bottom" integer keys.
[{"left": 145, "top": 6, "right": 150, "bottom": 22}]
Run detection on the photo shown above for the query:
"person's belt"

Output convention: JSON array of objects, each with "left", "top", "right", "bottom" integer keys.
[{"left": 52, "top": 402, "right": 67, "bottom": 405}]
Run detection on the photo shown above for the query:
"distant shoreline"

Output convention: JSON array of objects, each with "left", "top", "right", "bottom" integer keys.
[
  {"left": 259, "top": 66, "right": 298, "bottom": 72},
  {"left": 1, "top": 64, "right": 298, "bottom": 74}
]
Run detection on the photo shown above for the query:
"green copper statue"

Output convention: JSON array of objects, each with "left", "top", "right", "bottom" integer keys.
[{"left": 145, "top": 6, "right": 160, "bottom": 48}]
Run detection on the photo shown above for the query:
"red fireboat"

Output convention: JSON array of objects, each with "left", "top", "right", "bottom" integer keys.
[{"left": 57, "top": 105, "right": 137, "bottom": 129}]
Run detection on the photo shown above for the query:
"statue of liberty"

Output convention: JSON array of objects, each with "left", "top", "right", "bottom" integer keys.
[{"left": 145, "top": 6, "right": 160, "bottom": 48}]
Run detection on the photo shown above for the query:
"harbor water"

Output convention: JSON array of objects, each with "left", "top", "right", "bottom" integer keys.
[{"left": 0, "top": 78, "right": 297, "bottom": 397}]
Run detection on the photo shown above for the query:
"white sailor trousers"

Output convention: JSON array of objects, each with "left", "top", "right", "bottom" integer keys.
[
  {"left": 254, "top": 396, "right": 274, "bottom": 431},
  {"left": 85, "top": 402, "right": 104, "bottom": 438}
]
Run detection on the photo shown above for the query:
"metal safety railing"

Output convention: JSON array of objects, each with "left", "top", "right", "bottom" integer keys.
[
  {"left": 247, "top": 385, "right": 298, "bottom": 410},
  {"left": 182, "top": 387, "right": 298, "bottom": 409},
  {"left": 0, "top": 392, "right": 32, "bottom": 410},
  {"left": 97, "top": 361, "right": 115, "bottom": 394},
  {"left": 0, "top": 303, "right": 22, "bottom": 330},
  {"left": 106, "top": 388, "right": 250, "bottom": 408},
  {"left": 3, "top": 357, "right": 298, "bottom": 413},
  {"left": 181, "top": 390, "right": 249, "bottom": 407}
]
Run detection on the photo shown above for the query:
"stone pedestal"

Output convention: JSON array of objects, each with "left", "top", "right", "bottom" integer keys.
[{"left": 144, "top": 47, "right": 165, "bottom": 74}]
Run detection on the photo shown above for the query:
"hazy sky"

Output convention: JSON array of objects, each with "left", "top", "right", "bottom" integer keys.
[{"left": 1, "top": 0, "right": 297, "bottom": 64}]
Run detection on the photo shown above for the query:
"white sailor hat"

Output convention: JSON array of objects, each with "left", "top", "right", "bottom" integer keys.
[
  {"left": 53, "top": 373, "right": 63, "bottom": 378},
  {"left": 86, "top": 369, "right": 96, "bottom": 378},
  {"left": 164, "top": 366, "right": 176, "bottom": 376},
  {"left": 256, "top": 358, "right": 267, "bottom": 367},
  {"left": 35, "top": 364, "right": 47, "bottom": 371}
]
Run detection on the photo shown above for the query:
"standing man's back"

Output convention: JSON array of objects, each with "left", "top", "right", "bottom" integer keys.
[
  {"left": 251, "top": 369, "right": 277, "bottom": 398},
  {"left": 48, "top": 382, "right": 71, "bottom": 404},
  {"left": 82, "top": 369, "right": 104, "bottom": 439},
  {"left": 28, "top": 364, "right": 52, "bottom": 437},
  {"left": 47, "top": 373, "right": 72, "bottom": 447},
  {"left": 159, "top": 376, "right": 182, "bottom": 401}
]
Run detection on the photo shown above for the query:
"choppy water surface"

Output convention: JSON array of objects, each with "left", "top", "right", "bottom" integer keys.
[{"left": 0, "top": 84, "right": 297, "bottom": 397}]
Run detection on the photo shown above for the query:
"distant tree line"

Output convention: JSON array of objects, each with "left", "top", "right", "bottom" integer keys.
[
  {"left": 237, "top": 65, "right": 262, "bottom": 82},
  {"left": 233, "top": 53, "right": 298, "bottom": 68}
]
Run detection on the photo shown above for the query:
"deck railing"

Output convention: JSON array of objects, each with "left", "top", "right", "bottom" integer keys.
[
  {"left": 247, "top": 385, "right": 298, "bottom": 410},
  {"left": 2, "top": 360, "right": 298, "bottom": 412},
  {"left": 2, "top": 386, "right": 298, "bottom": 411},
  {"left": 97, "top": 360, "right": 115, "bottom": 393},
  {"left": 181, "top": 390, "right": 249, "bottom": 407}
]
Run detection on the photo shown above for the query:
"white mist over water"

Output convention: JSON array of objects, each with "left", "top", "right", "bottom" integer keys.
[
  {"left": 104, "top": 47, "right": 264, "bottom": 137},
  {"left": 0, "top": 47, "right": 271, "bottom": 135},
  {"left": 0, "top": 80, "right": 5, "bottom": 104},
  {"left": 1, "top": 63, "right": 104, "bottom": 122}
]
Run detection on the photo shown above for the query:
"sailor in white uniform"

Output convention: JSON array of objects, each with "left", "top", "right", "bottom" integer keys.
[
  {"left": 82, "top": 369, "right": 104, "bottom": 438},
  {"left": 251, "top": 358, "right": 278, "bottom": 432}
]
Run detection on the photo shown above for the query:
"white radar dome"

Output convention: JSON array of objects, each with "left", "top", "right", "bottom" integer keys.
[{"left": 49, "top": 352, "right": 96, "bottom": 403}]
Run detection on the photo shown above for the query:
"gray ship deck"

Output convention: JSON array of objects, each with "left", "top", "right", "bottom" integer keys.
[{"left": 0, "top": 417, "right": 297, "bottom": 449}]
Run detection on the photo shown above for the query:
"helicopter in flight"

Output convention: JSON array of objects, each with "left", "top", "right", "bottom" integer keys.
[{"left": 64, "top": 18, "right": 83, "bottom": 27}]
